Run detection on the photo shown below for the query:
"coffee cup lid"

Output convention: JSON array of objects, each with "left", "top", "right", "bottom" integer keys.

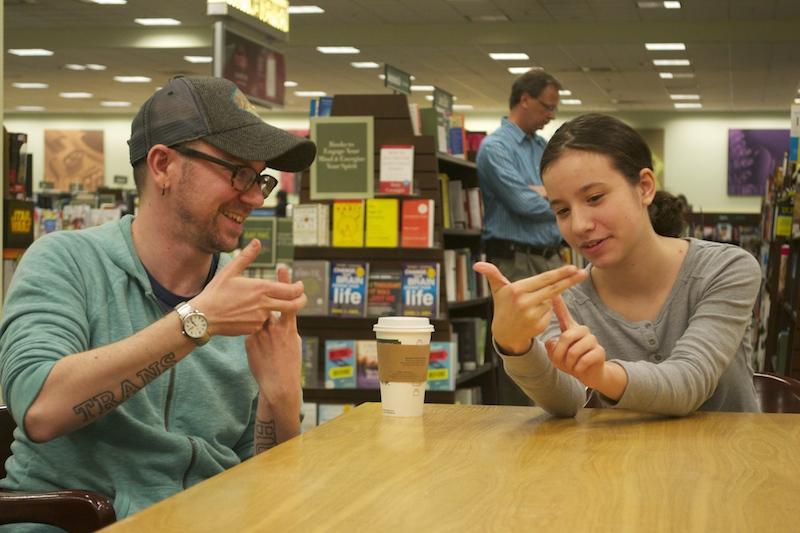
[{"left": 373, "top": 316, "right": 434, "bottom": 333}]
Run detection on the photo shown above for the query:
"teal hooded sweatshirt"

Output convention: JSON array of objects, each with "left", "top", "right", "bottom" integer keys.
[{"left": 0, "top": 215, "right": 259, "bottom": 526}]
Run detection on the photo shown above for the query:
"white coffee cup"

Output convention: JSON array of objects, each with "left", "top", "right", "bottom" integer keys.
[{"left": 373, "top": 317, "right": 434, "bottom": 417}]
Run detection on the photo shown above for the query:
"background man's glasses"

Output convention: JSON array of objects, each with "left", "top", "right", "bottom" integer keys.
[
  {"left": 536, "top": 98, "right": 558, "bottom": 113},
  {"left": 173, "top": 145, "right": 279, "bottom": 199}
]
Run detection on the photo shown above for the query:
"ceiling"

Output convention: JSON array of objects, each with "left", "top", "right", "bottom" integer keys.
[{"left": 5, "top": 0, "right": 800, "bottom": 115}]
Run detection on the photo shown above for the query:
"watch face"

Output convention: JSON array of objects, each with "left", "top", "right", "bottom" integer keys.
[{"left": 184, "top": 313, "right": 208, "bottom": 339}]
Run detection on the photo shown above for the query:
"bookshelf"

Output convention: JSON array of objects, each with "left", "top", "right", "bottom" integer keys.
[
  {"left": 758, "top": 156, "right": 800, "bottom": 378},
  {"left": 687, "top": 212, "right": 760, "bottom": 256},
  {"left": 294, "top": 93, "right": 497, "bottom": 411}
]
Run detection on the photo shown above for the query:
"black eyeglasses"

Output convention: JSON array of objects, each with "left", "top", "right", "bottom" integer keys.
[
  {"left": 173, "top": 145, "right": 279, "bottom": 199},
  {"left": 536, "top": 97, "right": 558, "bottom": 113}
]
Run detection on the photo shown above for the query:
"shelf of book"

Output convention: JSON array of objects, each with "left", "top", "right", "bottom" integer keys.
[
  {"left": 455, "top": 361, "right": 496, "bottom": 386},
  {"left": 297, "top": 316, "right": 451, "bottom": 341},
  {"left": 294, "top": 246, "right": 444, "bottom": 262},
  {"left": 302, "top": 388, "right": 456, "bottom": 405},
  {"left": 443, "top": 228, "right": 481, "bottom": 237},
  {"left": 302, "top": 362, "right": 496, "bottom": 406},
  {"left": 437, "top": 152, "right": 476, "bottom": 170},
  {"left": 447, "top": 296, "right": 491, "bottom": 311},
  {"left": 294, "top": 93, "right": 498, "bottom": 405}
]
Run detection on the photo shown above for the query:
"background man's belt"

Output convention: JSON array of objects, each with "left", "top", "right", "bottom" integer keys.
[{"left": 485, "top": 239, "right": 560, "bottom": 259}]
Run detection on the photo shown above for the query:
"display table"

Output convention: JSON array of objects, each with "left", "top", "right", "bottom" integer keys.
[{"left": 103, "top": 403, "right": 800, "bottom": 532}]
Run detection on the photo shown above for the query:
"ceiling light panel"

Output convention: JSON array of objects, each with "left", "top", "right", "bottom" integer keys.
[
  {"left": 645, "top": 43, "right": 686, "bottom": 51},
  {"left": 8, "top": 49, "right": 54, "bottom": 56},
  {"left": 674, "top": 102, "right": 702, "bottom": 109},
  {"left": 13, "top": 82, "right": 48, "bottom": 89},
  {"left": 294, "top": 91, "right": 326, "bottom": 97},
  {"left": 288, "top": 6, "right": 324, "bottom": 14},
  {"left": 16, "top": 106, "right": 45, "bottom": 111},
  {"left": 114, "top": 76, "right": 152, "bottom": 83},
  {"left": 351, "top": 62, "right": 380, "bottom": 68},
  {"left": 184, "top": 56, "right": 213, "bottom": 63},
  {"left": 653, "top": 59, "right": 691, "bottom": 66},
  {"left": 490, "top": 53, "right": 530, "bottom": 60},
  {"left": 316, "top": 46, "right": 360, "bottom": 54},
  {"left": 60, "top": 92, "right": 93, "bottom": 98},
  {"left": 134, "top": 18, "right": 181, "bottom": 26}
]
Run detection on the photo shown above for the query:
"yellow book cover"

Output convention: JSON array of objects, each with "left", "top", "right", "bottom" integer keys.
[
  {"left": 365, "top": 198, "right": 399, "bottom": 247},
  {"left": 332, "top": 200, "right": 365, "bottom": 247}
]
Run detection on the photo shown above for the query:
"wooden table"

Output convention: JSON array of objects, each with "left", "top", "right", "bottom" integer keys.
[{"left": 103, "top": 403, "right": 800, "bottom": 532}]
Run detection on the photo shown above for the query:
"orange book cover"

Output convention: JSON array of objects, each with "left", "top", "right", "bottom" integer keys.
[{"left": 401, "top": 199, "right": 434, "bottom": 248}]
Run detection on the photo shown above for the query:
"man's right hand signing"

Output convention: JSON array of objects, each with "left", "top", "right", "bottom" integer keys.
[
  {"left": 191, "top": 239, "right": 307, "bottom": 338},
  {"left": 472, "top": 262, "right": 587, "bottom": 355}
]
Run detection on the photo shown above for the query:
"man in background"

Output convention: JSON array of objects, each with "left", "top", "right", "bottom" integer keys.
[
  {"left": 476, "top": 70, "right": 564, "bottom": 405},
  {"left": 0, "top": 75, "right": 316, "bottom": 525}
]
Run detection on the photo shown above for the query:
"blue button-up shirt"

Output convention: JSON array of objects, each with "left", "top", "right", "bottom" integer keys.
[{"left": 476, "top": 118, "right": 562, "bottom": 248}]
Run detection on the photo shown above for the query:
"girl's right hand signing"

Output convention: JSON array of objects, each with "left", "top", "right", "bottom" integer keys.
[
  {"left": 473, "top": 262, "right": 587, "bottom": 355},
  {"left": 545, "top": 295, "right": 628, "bottom": 400},
  {"left": 544, "top": 295, "right": 607, "bottom": 389}
]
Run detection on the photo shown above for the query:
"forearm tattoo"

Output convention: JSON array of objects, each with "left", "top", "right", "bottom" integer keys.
[
  {"left": 72, "top": 352, "right": 177, "bottom": 423},
  {"left": 255, "top": 417, "right": 278, "bottom": 454}
]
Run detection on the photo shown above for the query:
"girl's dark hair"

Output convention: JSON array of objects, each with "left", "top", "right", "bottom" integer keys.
[{"left": 540, "top": 113, "right": 685, "bottom": 238}]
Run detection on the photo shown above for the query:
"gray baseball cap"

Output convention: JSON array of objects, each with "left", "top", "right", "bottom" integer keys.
[{"left": 127, "top": 75, "right": 316, "bottom": 172}]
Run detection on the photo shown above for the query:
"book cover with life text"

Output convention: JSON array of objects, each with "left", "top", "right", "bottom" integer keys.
[
  {"left": 401, "top": 262, "right": 440, "bottom": 318},
  {"left": 329, "top": 262, "right": 369, "bottom": 317}
]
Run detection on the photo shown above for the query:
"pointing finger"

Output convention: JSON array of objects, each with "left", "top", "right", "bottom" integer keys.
[
  {"left": 552, "top": 294, "right": 578, "bottom": 332},
  {"left": 216, "top": 239, "right": 261, "bottom": 281}
]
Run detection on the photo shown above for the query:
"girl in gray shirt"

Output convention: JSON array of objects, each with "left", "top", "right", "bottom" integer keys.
[{"left": 475, "top": 113, "right": 761, "bottom": 416}]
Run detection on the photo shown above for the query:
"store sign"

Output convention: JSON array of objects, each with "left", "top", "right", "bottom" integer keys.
[
  {"left": 215, "top": 25, "right": 286, "bottom": 108},
  {"left": 310, "top": 116, "right": 375, "bottom": 200},
  {"left": 384, "top": 64, "right": 411, "bottom": 95},
  {"left": 433, "top": 87, "right": 453, "bottom": 112},
  {"left": 207, "top": 0, "right": 289, "bottom": 33}
]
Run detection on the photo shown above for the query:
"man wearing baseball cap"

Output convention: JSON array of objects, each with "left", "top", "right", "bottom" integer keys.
[{"left": 0, "top": 76, "right": 316, "bottom": 524}]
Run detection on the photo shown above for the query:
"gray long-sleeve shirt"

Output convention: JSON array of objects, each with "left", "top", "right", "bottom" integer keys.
[{"left": 499, "top": 238, "right": 762, "bottom": 417}]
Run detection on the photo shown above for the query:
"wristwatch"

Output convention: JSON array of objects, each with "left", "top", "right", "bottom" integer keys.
[{"left": 175, "top": 302, "right": 210, "bottom": 346}]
